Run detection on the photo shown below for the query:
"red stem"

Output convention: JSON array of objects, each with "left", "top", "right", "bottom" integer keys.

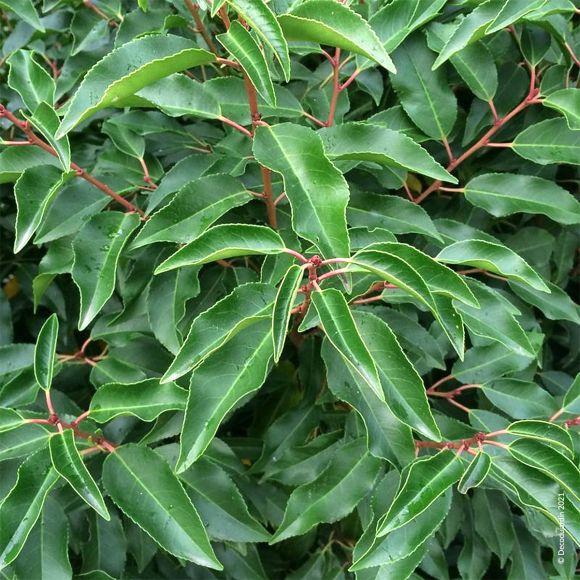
[
  {"left": 218, "top": 115, "right": 253, "bottom": 138},
  {"left": 185, "top": 0, "right": 219, "bottom": 56},
  {"left": 326, "top": 48, "right": 341, "bottom": 127}
]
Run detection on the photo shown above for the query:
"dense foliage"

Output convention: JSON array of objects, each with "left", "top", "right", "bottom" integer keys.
[{"left": 0, "top": 0, "right": 579, "bottom": 578}]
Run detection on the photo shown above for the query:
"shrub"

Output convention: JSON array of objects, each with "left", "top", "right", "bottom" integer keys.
[{"left": 0, "top": 0, "right": 579, "bottom": 578}]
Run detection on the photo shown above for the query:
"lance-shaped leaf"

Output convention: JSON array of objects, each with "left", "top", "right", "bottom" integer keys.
[
  {"left": 509, "top": 280, "right": 580, "bottom": 324},
  {"left": 354, "top": 311, "right": 441, "bottom": 441},
  {"left": 0, "top": 424, "right": 51, "bottom": 461},
  {"left": 72, "top": 212, "right": 140, "bottom": 330},
  {"left": 0, "top": 343, "right": 34, "bottom": 376},
  {"left": 163, "top": 283, "right": 276, "bottom": 383},
  {"left": 391, "top": 34, "right": 457, "bottom": 139},
  {"left": 279, "top": 0, "right": 395, "bottom": 72},
  {"left": 48, "top": 429, "right": 109, "bottom": 520},
  {"left": 179, "top": 457, "right": 270, "bottom": 542},
  {"left": 458, "top": 452, "right": 492, "bottom": 494},
  {"left": 13, "top": 166, "right": 68, "bottom": 253},
  {"left": 481, "top": 379, "right": 558, "bottom": 419},
  {"left": 319, "top": 123, "right": 457, "bottom": 183},
  {"left": 456, "top": 280, "right": 535, "bottom": 356},
  {"left": 0, "top": 451, "right": 60, "bottom": 568},
  {"left": 24, "top": 103, "right": 71, "bottom": 171},
  {"left": 132, "top": 175, "right": 250, "bottom": 248},
  {"left": 102, "top": 120, "right": 145, "bottom": 159},
  {"left": 376, "top": 450, "right": 464, "bottom": 536},
  {"left": 226, "top": 0, "right": 290, "bottom": 81},
  {"left": 177, "top": 321, "right": 273, "bottom": 472},
  {"left": 34, "top": 313, "right": 58, "bottom": 391},
  {"left": 155, "top": 225, "right": 285, "bottom": 273},
  {"left": 253, "top": 124, "right": 350, "bottom": 260},
  {"left": 7, "top": 50, "right": 55, "bottom": 112},
  {"left": 486, "top": 0, "right": 548, "bottom": 34},
  {"left": 513, "top": 118, "right": 580, "bottom": 166},
  {"left": 433, "top": 0, "right": 503, "bottom": 68},
  {"left": 563, "top": 374, "right": 580, "bottom": 414},
  {"left": 90, "top": 379, "right": 187, "bottom": 422},
  {"left": 506, "top": 420, "right": 573, "bottom": 458},
  {"left": 543, "top": 88, "right": 580, "bottom": 130},
  {"left": 0, "top": 409, "right": 24, "bottom": 434},
  {"left": 270, "top": 438, "right": 382, "bottom": 543},
  {"left": 362, "top": 242, "right": 478, "bottom": 307},
  {"left": 312, "top": 289, "right": 381, "bottom": 400},
  {"left": 132, "top": 73, "right": 221, "bottom": 119},
  {"left": 508, "top": 439, "right": 580, "bottom": 501},
  {"left": 0, "top": 0, "right": 43, "bottom": 31},
  {"left": 12, "top": 497, "right": 72, "bottom": 580},
  {"left": 352, "top": 490, "right": 451, "bottom": 570},
  {"left": 464, "top": 173, "right": 580, "bottom": 225},
  {"left": 102, "top": 444, "right": 222, "bottom": 569},
  {"left": 347, "top": 190, "right": 442, "bottom": 241},
  {"left": 436, "top": 240, "right": 550, "bottom": 292},
  {"left": 272, "top": 265, "right": 303, "bottom": 362},
  {"left": 322, "top": 340, "right": 415, "bottom": 465},
  {"left": 57, "top": 35, "right": 216, "bottom": 137},
  {"left": 217, "top": 21, "right": 276, "bottom": 107}
]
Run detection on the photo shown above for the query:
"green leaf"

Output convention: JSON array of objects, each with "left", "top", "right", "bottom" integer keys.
[
  {"left": 391, "top": 34, "right": 457, "bottom": 139},
  {"left": 102, "top": 444, "right": 222, "bottom": 569},
  {"left": 486, "top": 0, "right": 548, "bottom": 34},
  {"left": 13, "top": 166, "right": 68, "bottom": 253},
  {"left": 508, "top": 439, "right": 580, "bottom": 501},
  {"left": 12, "top": 497, "right": 72, "bottom": 580},
  {"left": 436, "top": 240, "right": 550, "bottom": 292},
  {"left": 132, "top": 175, "right": 249, "bottom": 248},
  {"left": 102, "top": 120, "right": 145, "bottom": 159},
  {"left": 0, "top": 451, "right": 59, "bottom": 568},
  {"left": 34, "top": 313, "right": 58, "bottom": 391},
  {"left": 563, "top": 374, "right": 580, "bottom": 414},
  {"left": 155, "top": 224, "right": 285, "bottom": 273},
  {"left": 253, "top": 124, "right": 350, "bottom": 260},
  {"left": 481, "top": 379, "right": 558, "bottom": 419},
  {"left": 312, "top": 289, "right": 381, "bottom": 400},
  {"left": 513, "top": 118, "right": 580, "bottom": 166},
  {"left": 376, "top": 450, "right": 464, "bottom": 536},
  {"left": 458, "top": 452, "right": 492, "bottom": 493},
  {"left": 278, "top": 0, "right": 395, "bottom": 72},
  {"left": 179, "top": 457, "right": 270, "bottom": 542},
  {"left": 72, "top": 212, "right": 141, "bottom": 330},
  {"left": 0, "top": 424, "right": 50, "bottom": 462},
  {"left": 464, "top": 173, "right": 580, "bottom": 225},
  {"left": 7, "top": 50, "right": 55, "bottom": 112},
  {"left": 272, "top": 265, "right": 303, "bottom": 362},
  {"left": 270, "top": 438, "right": 382, "bottom": 543},
  {"left": 506, "top": 420, "right": 574, "bottom": 457},
  {"left": 433, "top": 0, "right": 503, "bottom": 68},
  {"left": 0, "top": 409, "right": 24, "bottom": 434},
  {"left": 455, "top": 279, "right": 535, "bottom": 356},
  {"left": 543, "top": 88, "right": 580, "bottom": 130},
  {"left": 163, "top": 282, "right": 276, "bottom": 383},
  {"left": 217, "top": 21, "right": 276, "bottom": 107},
  {"left": 0, "top": 147, "right": 61, "bottom": 184},
  {"left": 509, "top": 280, "right": 580, "bottom": 324},
  {"left": 0, "top": 344, "right": 35, "bottom": 376},
  {"left": 347, "top": 190, "right": 442, "bottom": 241},
  {"left": 353, "top": 311, "right": 441, "bottom": 441},
  {"left": 48, "top": 429, "right": 109, "bottom": 520},
  {"left": 24, "top": 103, "right": 71, "bottom": 171},
  {"left": 177, "top": 321, "right": 273, "bottom": 472},
  {"left": 132, "top": 74, "right": 221, "bottom": 119},
  {"left": 89, "top": 379, "right": 188, "bottom": 422},
  {"left": 57, "top": 35, "right": 216, "bottom": 136},
  {"left": 81, "top": 510, "right": 126, "bottom": 578},
  {"left": 226, "top": 0, "right": 291, "bottom": 81},
  {"left": 0, "top": 0, "right": 43, "bottom": 31},
  {"left": 319, "top": 123, "right": 457, "bottom": 183}
]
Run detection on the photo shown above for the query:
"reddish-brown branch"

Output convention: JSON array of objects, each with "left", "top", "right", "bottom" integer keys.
[
  {"left": 488, "top": 98, "right": 499, "bottom": 123},
  {"left": 442, "top": 136, "right": 455, "bottom": 164},
  {"left": 326, "top": 49, "right": 342, "bottom": 127},
  {"left": 218, "top": 115, "right": 253, "bottom": 138},
  {"left": 0, "top": 105, "right": 145, "bottom": 217},
  {"left": 303, "top": 111, "right": 327, "bottom": 128},
  {"left": 83, "top": 0, "right": 118, "bottom": 27},
  {"left": 340, "top": 68, "right": 361, "bottom": 92},
  {"left": 185, "top": 0, "right": 219, "bottom": 55}
]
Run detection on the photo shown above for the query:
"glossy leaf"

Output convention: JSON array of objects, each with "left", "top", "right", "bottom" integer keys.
[
  {"left": 506, "top": 420, "right": 574, "bottom": 457},
  {"left": 543, "top": 88, "right": 580, "bottom": 130},
  {"left": 7, "top": 50, "right": 55, "bottom": 112},
  {"left": 49, "top": 429, "right": 109, "bottom": 519},
  {"left": 253, "top": 124, "right": 350, "bottom": 260},
  {"left": 57, "top": 35, "right": 216, "bottom": 136},
  {"left": 72, "top": 212, "right": 140, "bottom": 330},
  {"left": 155, "top": 224, "right": 285, "bottom": 273},
  {"left": 279, "top": 1, "right": 395, "bottom": 72},
  {"left": 436, "top": 240, "right": 550, "bottom": 292},
  {"left": 34, "top": 313, "right": 59, "bottom": 391},
  {"left": 102, "top": 444, "right": 222, "bottom": 569},
  {"left": 0, "top": 0, "right": 43, "bottom": 31},
  {"left": 89, "top": 379, "right": 187, "bottom": 422},
  {"left": 464, "top": 173, "right": 580, "bottom": 225},
  {"left": 272, "top": 264, "right": 303, "bottom": 362},
  {"left": 482, "top": 379, "right": 558, "bottom": 419},
  {"left": 458, "top": 452, "right": 492, "bottom": 494}
]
